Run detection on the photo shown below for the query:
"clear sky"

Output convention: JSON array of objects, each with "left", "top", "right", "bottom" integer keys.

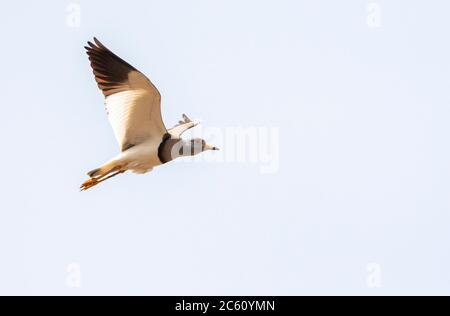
[{"left": 0, "top": 0, "right": 449, "bottom": 295}]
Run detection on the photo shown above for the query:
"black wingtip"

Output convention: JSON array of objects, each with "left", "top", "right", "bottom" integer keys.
[
  {"left": 93, "top": 37, "right": 107, "bottom": 49},
  {"left": 86, "top": 37, "right": 103, "bottom": 48}
]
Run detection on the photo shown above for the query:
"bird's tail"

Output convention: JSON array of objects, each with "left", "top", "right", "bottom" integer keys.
[{"left": 80, "top": 161, "right": 124, "bottom": 191}]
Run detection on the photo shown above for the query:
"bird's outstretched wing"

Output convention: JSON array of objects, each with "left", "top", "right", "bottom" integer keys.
[
  {"left": 168, "top": 114, "right": 199, "bottom": 138},
  {"left": 85, "top": 37, "right": 167, "bottom": 151}
]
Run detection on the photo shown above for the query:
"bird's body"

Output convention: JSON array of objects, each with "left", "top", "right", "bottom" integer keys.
[
  {"left": 80, "top": 38, "right": 218, "bottom": 190},
  {"left": 97, "top": 138, "right": 162, "bottom": 175}
]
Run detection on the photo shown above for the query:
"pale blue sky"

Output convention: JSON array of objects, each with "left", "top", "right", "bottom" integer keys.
[{"left": 0, "top": 0, "right": 449, "bottom": 295}]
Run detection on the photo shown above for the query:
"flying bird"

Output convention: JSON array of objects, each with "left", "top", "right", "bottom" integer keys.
[{"left": 80, "top": 38, "right": 219, "bottom": 191}]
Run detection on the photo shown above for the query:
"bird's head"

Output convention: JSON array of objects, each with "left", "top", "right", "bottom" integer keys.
[
  {"left": 169, "top": 138, "right": 219, "bottom": 159},
  {"left": 190, "top": 138, "right": 219, "bottom": 155}
]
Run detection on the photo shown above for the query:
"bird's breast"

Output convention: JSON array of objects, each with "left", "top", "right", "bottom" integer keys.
[{"left": 122, "top": 138, "right": 163, "bottom": 174}]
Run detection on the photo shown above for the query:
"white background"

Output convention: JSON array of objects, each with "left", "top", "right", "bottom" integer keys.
[{"left": 0, "top": 0, "right": 449, "bottom": 295}]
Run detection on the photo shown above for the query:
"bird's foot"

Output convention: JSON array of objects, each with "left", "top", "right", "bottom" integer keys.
[{"left": 80, "top": 177, "right": 99, "bottom": 191}]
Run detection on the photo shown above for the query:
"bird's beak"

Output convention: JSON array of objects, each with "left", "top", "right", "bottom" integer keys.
[{"left": 205, "top": 144, "right": 220, "bottom": 151}]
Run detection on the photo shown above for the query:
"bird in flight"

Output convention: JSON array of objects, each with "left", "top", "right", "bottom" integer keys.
[{"left": 80, "top": 38, "right": 219, "bottom": 191}]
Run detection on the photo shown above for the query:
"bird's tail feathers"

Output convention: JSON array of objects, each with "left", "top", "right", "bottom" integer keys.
[
  {"left": 87, "top": 167, "right": 102, "bottom": 178},
  {"left": 80, "top": 161, "right": 124, "bottom": 191}
]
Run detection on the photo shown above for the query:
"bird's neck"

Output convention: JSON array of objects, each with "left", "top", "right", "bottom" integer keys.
[{"left": 158, "top": 135, "right": 196, "bottom": 163}]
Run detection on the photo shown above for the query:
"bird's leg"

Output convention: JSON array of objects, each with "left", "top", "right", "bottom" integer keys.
[
  {"left": 80, "top": 168, "right": 124, "bottom": 191},
  {"left": 96, "top": 170, "right": 125, "bottom": 184}
]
